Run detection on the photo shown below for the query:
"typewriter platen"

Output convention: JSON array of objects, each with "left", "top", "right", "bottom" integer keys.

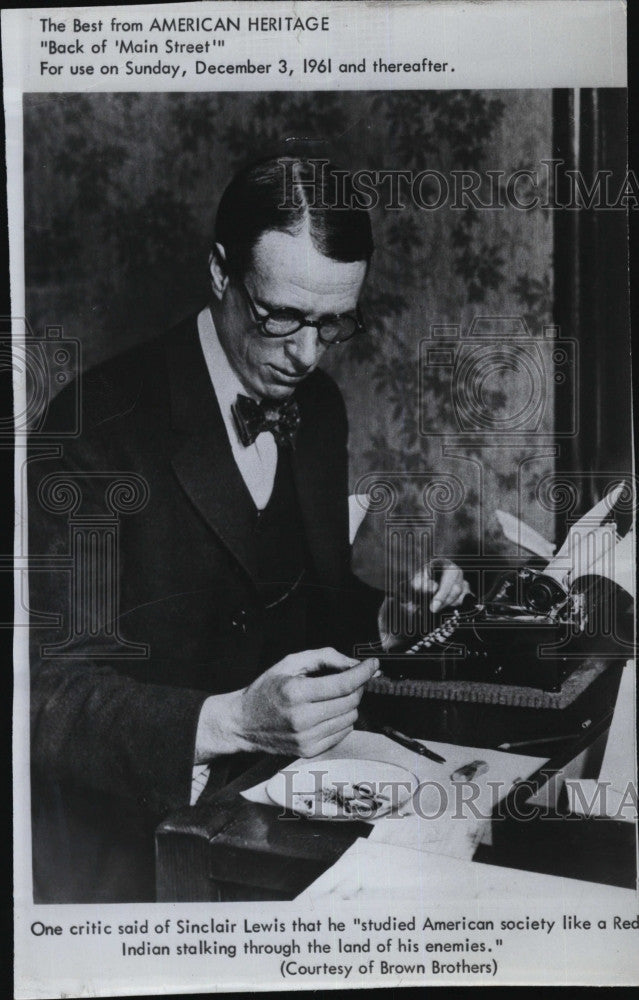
[{"left": 377, "top": 486, "right": 635, "bottom": 693}]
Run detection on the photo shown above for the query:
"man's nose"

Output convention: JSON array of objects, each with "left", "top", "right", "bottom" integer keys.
[{"left": 285, "top": 325, "right": 323, "bottom": 370}]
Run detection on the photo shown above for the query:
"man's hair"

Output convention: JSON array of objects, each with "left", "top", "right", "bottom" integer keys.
[{"left": 214, "top": 156, "right": 374, "bottom": 276}]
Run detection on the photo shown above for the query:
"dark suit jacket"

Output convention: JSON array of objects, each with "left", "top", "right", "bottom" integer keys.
[{"left": 28, "top": 314, "right": 381, "bottom": 902}]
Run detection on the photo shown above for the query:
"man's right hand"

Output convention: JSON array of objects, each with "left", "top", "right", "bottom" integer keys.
[{"left": 195, "top": 648, "right": 379, "bottom": 762}]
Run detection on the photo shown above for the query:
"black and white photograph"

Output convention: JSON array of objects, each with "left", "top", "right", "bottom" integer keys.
[{"left": 6, "top": 1, "right": 637, "bottom": 994}]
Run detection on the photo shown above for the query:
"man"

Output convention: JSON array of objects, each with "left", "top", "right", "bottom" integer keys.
[{"left": 28, "top": 157, "right": 466, "bottom": 903}]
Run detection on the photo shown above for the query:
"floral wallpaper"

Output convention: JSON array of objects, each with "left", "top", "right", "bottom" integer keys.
[{"left": 24, "top": 90, "right": 555, "bottom": 590}]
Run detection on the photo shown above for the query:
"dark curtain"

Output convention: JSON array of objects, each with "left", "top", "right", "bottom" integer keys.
[{"left": 552, "top": 89, "right": 632, "bottom": 526}]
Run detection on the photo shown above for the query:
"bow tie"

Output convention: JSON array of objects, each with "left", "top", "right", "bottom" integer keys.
[{"left": 231, "top": 394, "right": 301, "bottom": 448}]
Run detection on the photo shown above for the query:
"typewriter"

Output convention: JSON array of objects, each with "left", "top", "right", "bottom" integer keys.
[{"left": 377, "top": 485, "right": 634, "bottom": 693}]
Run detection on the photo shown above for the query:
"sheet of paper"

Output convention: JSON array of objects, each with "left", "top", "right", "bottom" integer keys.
[
  {"left": 567, "top": 660, "right": 637, "bottom": 819},
  {"left": 297, "top": 836, "right": 637, "bottom": 905},
  {"left": 243, "top": 730, "right": 548, "bottom": 859},
  {"left": 348, "top": 493, "right": 371, "bottom": 545}
]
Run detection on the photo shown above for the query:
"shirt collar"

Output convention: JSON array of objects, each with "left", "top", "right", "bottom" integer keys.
[{"left": 197, "top": 305, "right": 256, "bottom": 422}]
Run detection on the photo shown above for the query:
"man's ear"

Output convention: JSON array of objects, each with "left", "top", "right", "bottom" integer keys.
[{"left": 209, "top": 244, "right": 229, "bottom": 301}]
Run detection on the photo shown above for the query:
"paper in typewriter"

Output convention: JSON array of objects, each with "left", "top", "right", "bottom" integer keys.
[{"left": 6, "top": 1, "right": 636, "bottom": 995}]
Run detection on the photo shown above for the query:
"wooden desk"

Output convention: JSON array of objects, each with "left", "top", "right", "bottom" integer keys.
[
  {"left": 156, "top": 754, "right": 370, "bottom": 901},
  {"left": 156, "top": 660, "right": 635, "bottom": 901}
]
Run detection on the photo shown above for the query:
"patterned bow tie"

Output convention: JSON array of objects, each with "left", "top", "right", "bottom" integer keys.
[{"left": 231, "top": 394, "right": 301, "bottom": 448}]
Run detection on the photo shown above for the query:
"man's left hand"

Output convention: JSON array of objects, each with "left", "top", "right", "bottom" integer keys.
[
  {"left": 378, "top": 559, "right": 471, "bottom": 650},
  {"left": 408, "top": 559, "right": 470, "bottom": 614}
]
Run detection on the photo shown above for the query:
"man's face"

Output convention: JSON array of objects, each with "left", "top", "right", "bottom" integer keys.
[{"left": 212, "top": 228, "right": 367, "bottom": 400}]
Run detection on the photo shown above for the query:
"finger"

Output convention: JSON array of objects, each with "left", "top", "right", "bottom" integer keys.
[
  {"left": 451, "top": 580, "right": 472, "bottom": 607},
  {"left": 277, "top": 647, "right": 360, "bottom": 678},
  {"left": 306, "top": 727, "right": 357, "bottom": 758},
  {"left": 308, "top": 708, "right": 359, "bottom": 742},
  {"left": 430, "top": 566, "right": 463, "bottom": 611},
  {"left": 299, "top": 714, "right": 359, "bottom": 757},
  {"left": 304, "top": 657, "right": 379, "bottom": 702},
  {"left": 292, "top": 690, "right": 363, "bottom": 730},
  {"left": 439, "top": 577, "right": 463, "bottom": 603},
  {"left": 302, "top": 647, "right": 362, "bottom": 675},
  {"left": 440, "top": 585, "right": 463, "bottom": 609}
]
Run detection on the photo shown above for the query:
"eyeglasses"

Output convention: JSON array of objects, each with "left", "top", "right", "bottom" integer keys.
[{"left": 236, "top": 276, "right": 365, "bottom": 345}]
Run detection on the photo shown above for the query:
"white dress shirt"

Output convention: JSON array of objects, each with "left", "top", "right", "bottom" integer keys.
[{"left": 198, "top": 306, "right": 278, "bottom": 510}]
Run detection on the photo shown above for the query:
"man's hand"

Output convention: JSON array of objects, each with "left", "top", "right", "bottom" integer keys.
[
  {"left": 195, "top": 648, "right": 379, "bottom": 762},
  {"left": 379, "top": 559, "right": 471, "bottom": 651},
  {"left": 408, "top": 559, "right": 470, "bottom": 614}
]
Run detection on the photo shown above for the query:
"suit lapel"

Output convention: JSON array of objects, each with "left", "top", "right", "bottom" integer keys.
[
  {"left": 166, "top": 318, "right": 258, "bottom": 582},
  {"left": 165, "top": 317, "right": 347, "bottom": 589}
]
